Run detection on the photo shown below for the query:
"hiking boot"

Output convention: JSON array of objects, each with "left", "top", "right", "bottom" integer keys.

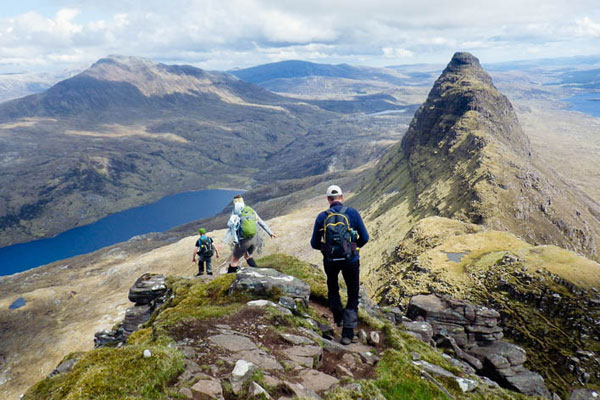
[
  {"left": 341, "top": 328, "right": 354, "bottom": 345},
  {"left": 195, "top": 272, "right": 204, "bottom": 277},
  {"left": 207, "top": 272, "right": 213, "bottom": 276},
  {"left": 227, "top": 265, "right": 238, "bottom": 274}
]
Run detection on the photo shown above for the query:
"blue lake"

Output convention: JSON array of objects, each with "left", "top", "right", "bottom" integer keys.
[
  {"left": 564, "top": 92, "right": 600, "bottom": 117},
  {"left": 0, "top": 189, "right": 239, "bottom": 276}
]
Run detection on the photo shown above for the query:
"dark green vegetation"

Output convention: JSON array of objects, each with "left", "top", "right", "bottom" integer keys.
[
  {"left": 0, "top": 55, "right": 412, "bottom": 247},
  {"left": 23, "top": 255, "right": 538, "bottom": 400}
]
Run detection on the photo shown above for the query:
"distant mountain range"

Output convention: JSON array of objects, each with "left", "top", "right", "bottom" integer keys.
[{"left": 0, "top": 56, "right": 410, "bottom": 247}]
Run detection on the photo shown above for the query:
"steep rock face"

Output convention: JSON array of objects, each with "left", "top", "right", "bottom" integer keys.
[{"left": 356, "top": 52, "right": 599, "bottom": 260}]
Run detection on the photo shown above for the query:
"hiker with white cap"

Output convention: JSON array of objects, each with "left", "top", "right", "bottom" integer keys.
[
  {"left": 310, "top": 185, "right": 369, "bottom": 345},
  {"left": 224, "top": 194, "right": 276, "bottom": 273}
]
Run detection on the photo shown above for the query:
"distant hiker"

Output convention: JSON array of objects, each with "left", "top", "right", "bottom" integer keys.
[
  {"left": 311, "top": 185, "right": 369, "bottom": 345},
  {"left": 224, "top": 195, "right": 276, "bottom": 273},
  {"left": 193, "top": 228, "right": 219, "bottom": 276}
]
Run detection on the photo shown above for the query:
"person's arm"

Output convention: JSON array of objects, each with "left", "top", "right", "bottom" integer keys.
[
  {"left": 310, "top": 213, "right": 324, "bottom": 250},
  {"left": 193, "top": 244, "right": 199, "bottom": 262},
  {"left": 213, "top": 239, "right": 220, "bottom": 258},
  {"left": 351, "top": 209, "right": 369, "bottom": 248},
  {"left": 255, "top": 212, "right": 275, "bottom": 238},
  {"left": 224, "top": 214, "right": 240, "bottom": 244}
]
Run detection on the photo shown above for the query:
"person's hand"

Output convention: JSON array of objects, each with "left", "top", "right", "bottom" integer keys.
[
  {"left": 270, "top": 233, "right": 277, "bottom": 239},
  {"left": 192, "top": 259, "right": 196, "bottom": 263},
  {"left": 216, "top": 254, "right": 220, "bottom": 259}
]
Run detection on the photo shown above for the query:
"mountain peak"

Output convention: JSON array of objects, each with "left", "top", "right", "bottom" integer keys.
[{"left": 449, "top": 51, "right": 481, "bottom": 68}]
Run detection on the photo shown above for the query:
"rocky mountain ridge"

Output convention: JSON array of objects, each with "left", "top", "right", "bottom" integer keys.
[{"left": 355, "top": 52, "right": 600, "bottom": 262}]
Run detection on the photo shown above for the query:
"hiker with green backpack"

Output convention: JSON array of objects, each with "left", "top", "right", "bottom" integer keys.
[
  {"left": 223, "top": 195, "right": 276, "bottom": 273},
  {"left": 193, "top": 228, "right": 220, "bottom": 276},
  {"left": 310, "top": 185, "right": 369, "bottom": 345}
]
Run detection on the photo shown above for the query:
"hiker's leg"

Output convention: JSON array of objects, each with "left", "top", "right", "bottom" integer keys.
[
  {"left": 341, "top": 260, "right": 360, "bottom": 330},
  {"left": 243, "top": 238, "right": 258, "bottom": 267},
  {"left": 324, "top": 262, "right": 344, "bottom": 324},
  {"left": 244, "top": 252, "right": 258, "bottom": 268},
  {"left": 206, "top": 257, "right": 212, "bottom": 274},
  {"left": 197, "top": 258, "right": 204, "bottom": 274}
]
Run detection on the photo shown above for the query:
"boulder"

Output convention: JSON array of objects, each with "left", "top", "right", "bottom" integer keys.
[
  {"left": 280, "top": 333, "right": 314, "bottom": 346},
  {"left": 298, "top": 369, "right": 340, "bottom": 392},
  {"left": 283, "top": 382, "right": 322, "bottom": 400},
  {"left": 230, "top": 360, "right": 256, "bottom": 395},
  {"left": 570, "top": 389, "right": 599, "bottom": 400},
  {"left": 249, "top": 382, "right": 271, "bottom": 399},
  {"left": 229, "top": 267, "right": 310, "bottom": 300},
  {"left": 402, "top": 321, "right": 433, "bottom": 343},
  {"left": 208, "top": 334, "right": 257, "bottom": 352},
  {"left": 287, "top": 345, "right": 323, "bottom": 369},
  {"left": 128, "top": 273, "right": 168, "bottom": 305},
  {"left": 122, "top": 304, "right": 153, "bottom": 337},
  {"left": 191, "top": 377, "right": 223, "bottom": 400},
  {"left": 246, "top": 299, "right": 292, "bottom": 315}
]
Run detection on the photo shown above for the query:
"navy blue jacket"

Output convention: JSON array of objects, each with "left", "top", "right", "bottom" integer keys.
[{"left": 310, "top": 201, "right": 369, "bottom": 262}]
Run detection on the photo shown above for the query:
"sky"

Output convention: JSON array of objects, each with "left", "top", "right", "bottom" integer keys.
[{"left": 0, "top": 0, "right": 599, "bottom": 73}]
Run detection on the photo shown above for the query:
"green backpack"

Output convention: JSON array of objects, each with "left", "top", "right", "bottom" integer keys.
[{"left": 238, "top": 206, "right": 258, "bottom": 239}]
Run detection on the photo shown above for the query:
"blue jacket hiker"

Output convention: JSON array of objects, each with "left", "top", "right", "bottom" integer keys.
[
  {"left": 193, "top": 228, "right": 220, "bottom": 276},
  {"left": 310, "top": 184, "right": 369, "bottom": 345}
]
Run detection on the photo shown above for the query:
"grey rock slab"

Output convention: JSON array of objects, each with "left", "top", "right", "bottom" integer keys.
[
  {"left": 287, "top": 345, "right": 323, "bottom": 368},
  {"left": 505, "top": 370, "right": 551, "bottom": 398},
  {"left": 359, "top": 351, "right": 379, "bottom": 365},
  {"left": 48, "top": 358, "right": 77, "bottom": 377},
  {"left": 402, "top": 321, "right": 434, "bottom": 343},
  {"left": 208, "top": 334, "right": 257, "bottom": 352},
  {"left": 178, "top": 387, "right": 193, "bottom": 399},
  {"left": 468, "top": 341, "right": 527, "bottom": 368},
  {"left": 122, "top": 304, "right": 153, "bottom": 337},
  {"left": 298, "top": 369, "right": 340, "bottom": 392},
  {"left": 237, "top": 349, "right": 283, "bottom": 370},
  {"left": 229, "top": 267, "right": 311, "bottom": 300},
  {"left": 280, "top": 333, "right": 313, "bottom": 345},
  {"left": 246, "top": 299, "right": 292, "bottom": 315},
  {"left": 231, "top": 360, "right": 256, "bottom": 395},
  {"left": 191, "top": 377, "right": 224, "bottom": 400},
  {"left": 368, "top": 331, "right": 380, "bottom": 346},
  {"left": 284, "top": 381, "right": 323, "bottom": 400},
  {"left": 278, "top": 296, "right": 298, "bottom": 313},
  {"left": 413, "top": 360, "right": 457, "bottom": 378},
  {"left": 456, "top": 377, "right": 478, "bottom": 393},
  {"left": 335, "top": 364, "right": 354, "bottom": 378},
  {"left": 250, "top": 382, "right": 272, "bottom": 399},
  {"left": 128, "top": 273, "right": 167, "bottom": 305},
  {"left": 570, "top": 389, "right": 599, "bottom": 400}
]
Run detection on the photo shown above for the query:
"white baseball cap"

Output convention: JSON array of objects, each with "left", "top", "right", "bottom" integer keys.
[{"left": 326, "top": 185, "right": 343, "bottom": 196}]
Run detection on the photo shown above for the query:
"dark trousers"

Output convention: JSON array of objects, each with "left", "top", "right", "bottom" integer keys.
[
  {"left": 324, "top": 259, "right": 359, "bottom": 329},
  {"left": 197, "top": 256, "right": 212, "bottom": 274}
]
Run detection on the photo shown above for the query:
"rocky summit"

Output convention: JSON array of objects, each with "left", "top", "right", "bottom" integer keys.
[
  {"left": 355, "top": 52, "right": 600, "bottom": 261},
  {"left": 22, "top": 257, "right": 564, "bottom": 400}
]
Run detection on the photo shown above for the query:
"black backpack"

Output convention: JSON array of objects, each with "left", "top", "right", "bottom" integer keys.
[
  {"left": 197, "top": 236, "right": 214, "bottom": 257},
  {"left": 322, "top": 207, "right": 355, "bottom": 262}
]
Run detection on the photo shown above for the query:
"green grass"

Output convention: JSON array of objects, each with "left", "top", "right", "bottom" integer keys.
[{"left": 24, "top": 345, "right": 184, "bottom": 400}]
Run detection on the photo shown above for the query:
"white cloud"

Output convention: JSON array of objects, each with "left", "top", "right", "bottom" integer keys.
[
  {"left": 382, "top": 47, "right": 413, "bottom": 58},
  {"left": 0, "top": 0, "right": 598, "bottom": 72},
  {"left": 576, "top": 17, "right": 600, "bottom": 37}
]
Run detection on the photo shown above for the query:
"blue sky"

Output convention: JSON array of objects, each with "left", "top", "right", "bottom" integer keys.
[{"left": 0, "top": 0, "right": 599, "bottom": 73}]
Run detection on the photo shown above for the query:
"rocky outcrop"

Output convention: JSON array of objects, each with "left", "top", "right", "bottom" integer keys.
[
  {"left": 94, "top": 273, "right": 170, "bottom": 347},
  {"left": 407, "top": 294, "right": 551, "bottom": 398},
  {"left": 229, "top": 267, "right": 311, "bottom": 301}
]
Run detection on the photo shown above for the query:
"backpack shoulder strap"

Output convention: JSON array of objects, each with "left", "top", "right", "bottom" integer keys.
[{"left": 340, "top": 206, "right": 348, "bottom": 214}]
